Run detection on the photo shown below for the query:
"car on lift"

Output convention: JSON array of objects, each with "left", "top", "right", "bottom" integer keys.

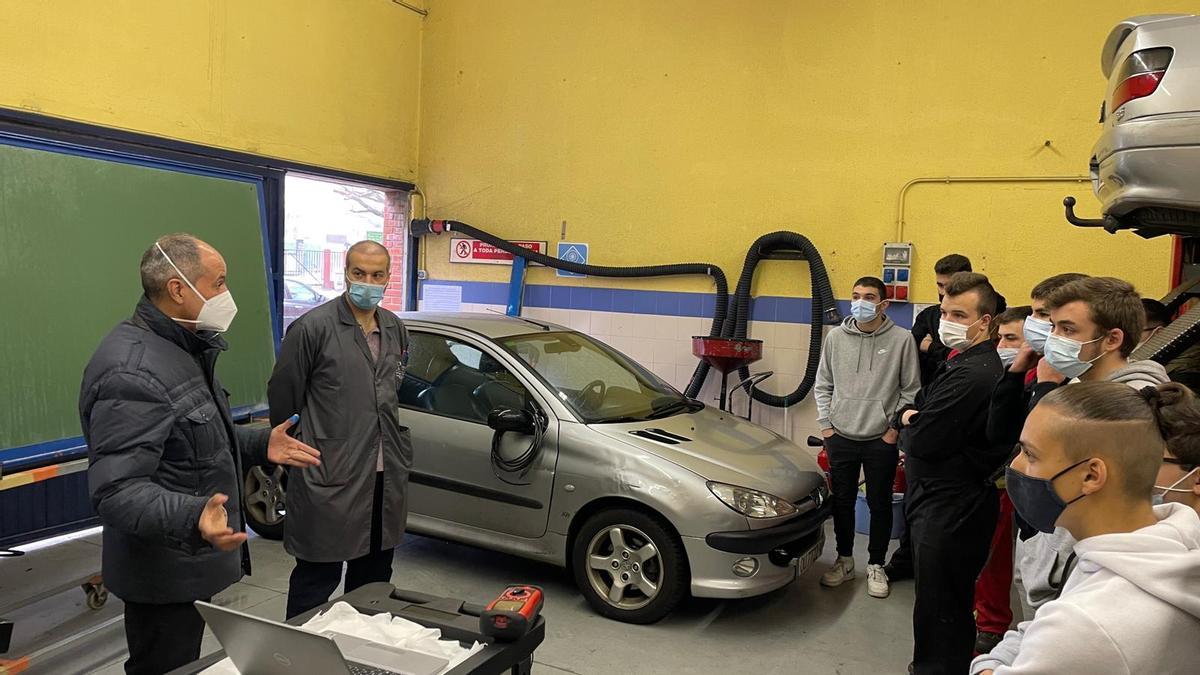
[
  {"left": 246, "top": 312, "right": 830, "bottom": 624},
  {"left": 1067, "top": 13, "right": 1200, "bottom": 236}
]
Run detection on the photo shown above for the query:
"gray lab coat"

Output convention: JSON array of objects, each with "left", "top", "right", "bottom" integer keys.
[{"left": 267, "top": 297, "right": 412, "bottom": 563}]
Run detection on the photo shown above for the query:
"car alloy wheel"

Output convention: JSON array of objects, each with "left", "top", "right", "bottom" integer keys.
[
  {"left": 585, "top": 524, "right": 663, "bottom": 611},
  {"left": 243, "top": 464, "right": 286, "bottom": 540}
]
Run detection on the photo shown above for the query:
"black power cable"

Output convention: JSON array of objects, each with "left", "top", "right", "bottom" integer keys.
[{"left": 491, "top": 406, "right": 548, "bottom": 486}]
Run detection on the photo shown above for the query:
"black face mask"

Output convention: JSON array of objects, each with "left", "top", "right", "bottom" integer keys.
[{"left": 1006, "top": 459, "right": 1092, "bottom": 534}]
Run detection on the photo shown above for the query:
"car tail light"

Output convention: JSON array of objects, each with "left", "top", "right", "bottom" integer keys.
[{"left": 1110, "top": 47, "right": 1173, "bottom": 113}]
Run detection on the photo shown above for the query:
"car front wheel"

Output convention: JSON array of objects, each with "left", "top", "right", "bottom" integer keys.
[
  {"left": 571, "top": 508, "right": 688, "bottom": 623},
  {"left": 243, "top": 465, "right": 286, "bottom": 540}
]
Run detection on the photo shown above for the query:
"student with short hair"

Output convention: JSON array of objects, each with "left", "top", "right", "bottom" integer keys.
[
  {"left": 974, "top": 382, "right": 1200, "bottom": 675},
  {"left": 814, "top": 276, "right": 921, "bottom": 599},
  {"left": 973, "top": 304, "right": 1032, "bottom": 654},
  {"left": 895, "top": 272, "right": 1010, "bottom": 674},
  {"left": 887, "top": 254, "right": 975, "bottom": 583}
]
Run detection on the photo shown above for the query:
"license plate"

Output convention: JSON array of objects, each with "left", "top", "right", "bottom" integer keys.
[{"left": 795, "top": 533, "right": 825, "bottom": 578}]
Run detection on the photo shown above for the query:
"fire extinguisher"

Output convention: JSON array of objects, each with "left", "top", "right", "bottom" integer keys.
[
  {"left": 808, "top": 436, "right": 832, "bottom": 489},
  {"left": 893, "top": 454, "right": 907, "bottom": 494}
]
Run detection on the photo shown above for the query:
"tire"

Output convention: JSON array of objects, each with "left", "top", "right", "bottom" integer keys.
[
  {"left": 571, "top": 508, "right": 688, "bottom": 624},
  {"left": 243, "top": 465, "right": 287, "bottom": 540}
]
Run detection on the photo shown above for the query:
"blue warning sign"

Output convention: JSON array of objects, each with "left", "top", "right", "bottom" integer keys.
[{"left": 557, "top": 242, "right": 588, "bottom": 278}]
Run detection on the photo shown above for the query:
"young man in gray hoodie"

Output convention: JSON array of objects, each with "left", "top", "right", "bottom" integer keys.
[
  {"left": 972, "top": 276, "right": 1171, "bottom": 674},
  {"left": 815, "top": 276, "right": 921, "bottom": 599}
]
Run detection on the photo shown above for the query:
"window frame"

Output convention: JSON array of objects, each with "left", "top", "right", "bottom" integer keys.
[{"left": 398, "top": 328, "right": 550, "bottom": 427}]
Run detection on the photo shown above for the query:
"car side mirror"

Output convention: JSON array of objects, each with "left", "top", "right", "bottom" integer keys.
[{"left": 488, "top": 408, "right": 534, "bottom": 434}]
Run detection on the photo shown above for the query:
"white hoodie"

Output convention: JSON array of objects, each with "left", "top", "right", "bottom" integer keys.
[{"left": 993, "top": 503, "right": 1200, "bottom": 674}]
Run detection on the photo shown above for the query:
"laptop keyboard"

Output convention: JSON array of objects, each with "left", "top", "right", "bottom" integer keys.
[{"left": 347, "top": 664, "right": 398, "bottom": 675}]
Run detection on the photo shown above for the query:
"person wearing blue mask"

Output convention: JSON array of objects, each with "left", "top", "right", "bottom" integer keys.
[
  {"left": 972, "top": 382, "right": 1200, "bottom": 675},
  {"left": 268, "top": 240, "right": 413, "bottom": 619},
  {"left": 814, "top": 276, "right": 920, "bottom": 600}
]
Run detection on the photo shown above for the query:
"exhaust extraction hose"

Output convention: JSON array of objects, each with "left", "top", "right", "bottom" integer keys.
[
  {"left": 725, "top": 231, "right": 839, "bottom": 408},
  {"left": 411, "top": 219, "right": 728, "bottom": 398}
]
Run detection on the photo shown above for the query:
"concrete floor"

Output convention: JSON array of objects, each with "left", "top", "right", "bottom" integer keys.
[{"left": 0, "top": 524, "right": 916, "bottom": 674}]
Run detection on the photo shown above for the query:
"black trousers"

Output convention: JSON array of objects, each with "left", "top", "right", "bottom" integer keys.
[
  {"left": 286, "top": 472, "right": 395, "bottom": 619},
  {"left": 826, "top": 434, "right": 899, "bottom": 565},
  {"left": 123, "top": 597, "right": 209, "bottom": 675},
  {"left": 888, "top": 521, "right": 914, "bottom": 574},
  {"left": 908, "top": 479, "right": 999, "bottom": 675}
]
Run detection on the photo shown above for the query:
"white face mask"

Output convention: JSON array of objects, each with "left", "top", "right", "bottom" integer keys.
[
  {"left": 1154, "top": 466, "right": 1199, "bottom": 502},
  {"left": 1042, "top": 333, "right": 1104, "bottom": 380},
  {"left": 1023, "top": 316, "right": 1053, "bottom": 354},
  {"left": 939, "top": 317, "right": 981, "bottom": 351},
  {"left": 157, "top": 243, "right": 238, "bottom": 333},
  {"left": 997, "top": 347, "right": 1020, "bottom": 368}
]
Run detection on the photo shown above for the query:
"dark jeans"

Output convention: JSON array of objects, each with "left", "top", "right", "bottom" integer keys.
[
  {"left": 827, "top": 434, "right": 899, "bottom": 565},
  {"left": 286, "top": 472, "right": 395, "bottom": 619},
  {"left": 908, "top": 479, "right": 999, "bottom": 675},
  {"left": 123, "top": 597, "right": 209, "bottom": 675}
]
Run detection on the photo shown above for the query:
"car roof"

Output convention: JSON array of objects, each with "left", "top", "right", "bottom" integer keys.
[{"left": 396, "top": 311, "right": 572, "bottom": 339}]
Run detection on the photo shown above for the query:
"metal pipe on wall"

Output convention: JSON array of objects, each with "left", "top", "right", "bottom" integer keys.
[{"left": 895, "top": 175, "right": 1091, "bottom": 240}]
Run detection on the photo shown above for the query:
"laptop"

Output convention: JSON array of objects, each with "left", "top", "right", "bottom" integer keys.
[{"left": 195, "top": 601, "right": 450, "bottom": 675}]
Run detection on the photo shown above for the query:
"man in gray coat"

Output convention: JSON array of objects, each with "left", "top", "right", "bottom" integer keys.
[
  {"left": 814, "top": 275, "right": 921, "bottom": 600},
  {"left": 268, "top": 240, "right": 413, "bottom": 619},
  {"left": 81, "top": 234, "right": 321, "bottom": 675}
]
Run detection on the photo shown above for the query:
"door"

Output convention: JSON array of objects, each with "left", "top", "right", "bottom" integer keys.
[{"left": 398, "top": 329, "right": 559, "bottom": 538}]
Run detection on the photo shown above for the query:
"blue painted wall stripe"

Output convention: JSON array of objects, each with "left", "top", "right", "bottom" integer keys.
[{"left": 418, "top": 280, "right": 915, "bottom": 329}]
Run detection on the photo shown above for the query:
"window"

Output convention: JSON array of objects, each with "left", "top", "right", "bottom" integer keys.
[
  {"left": 399, "top": 332, "right": 530, "bottom": 424},
  {"left": 499, "top": 332, "right": 690, "bottom": 424},
  {"left": 283, "top": 173, "right": 409, "bottom": 329}
]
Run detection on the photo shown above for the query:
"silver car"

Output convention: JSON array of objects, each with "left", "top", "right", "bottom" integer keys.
[
  {"left": 395, "top": 313, "right": 829, "bottom": 623},
  {"left": 1075, "top": 14, "right": 1200, "bottom": 234}
]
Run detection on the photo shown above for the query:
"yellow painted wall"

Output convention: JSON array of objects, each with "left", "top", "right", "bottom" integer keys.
[
  {"left": 417, "top": 0, "right": 1193, "bottom": 303},
  {"left": 0, "top": 0, "right": 423, "bottom": 180}
]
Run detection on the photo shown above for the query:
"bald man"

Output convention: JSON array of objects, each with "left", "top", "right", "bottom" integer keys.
[
  {"left": 268, "top": 240, "right": 413, "bottom": 618},
  {"left": 81, "top": 233, "right": 320, "bottom": 674}
]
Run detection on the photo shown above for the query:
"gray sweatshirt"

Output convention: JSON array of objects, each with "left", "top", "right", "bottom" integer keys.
[
  {"left": 814, "top": 316, "right": 921, "bottom": 441},
  {"left": 971, "top": 357, "right": 1172, "bottom": 674}
]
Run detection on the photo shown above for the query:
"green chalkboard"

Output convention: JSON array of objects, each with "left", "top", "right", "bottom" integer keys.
[{"left": 0, "top": 142, "right": 276, "bottom": 451}]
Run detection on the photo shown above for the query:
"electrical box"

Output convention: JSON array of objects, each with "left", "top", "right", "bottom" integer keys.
[{"left": 882, "top": 242, "right": 912, "bottom": 302}]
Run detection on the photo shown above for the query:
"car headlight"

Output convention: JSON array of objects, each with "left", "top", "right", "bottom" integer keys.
[{"left": 707, "top": 482, "right": 797, "bottom": 519}]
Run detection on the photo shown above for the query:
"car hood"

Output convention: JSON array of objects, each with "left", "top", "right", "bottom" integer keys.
[{"left": 588, "top": 406, "right": 824, "bottom": 502}]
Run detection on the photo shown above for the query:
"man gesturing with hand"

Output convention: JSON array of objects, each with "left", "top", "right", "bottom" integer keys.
[{"left": 81, "top": 234, "right": 320, "bottom": 675}]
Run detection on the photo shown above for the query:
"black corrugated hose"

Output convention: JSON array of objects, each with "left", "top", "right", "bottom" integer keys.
[
  {"left": 411, "top": 219, "right": 728, "bottom": 398},
  {"left": 725, "top": 231, "right": 840, "bottom": 407}
]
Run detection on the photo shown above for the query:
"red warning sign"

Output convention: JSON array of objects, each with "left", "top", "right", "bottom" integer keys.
[{"left": 449, "top": 238, "right": 547, "bottom": 265}]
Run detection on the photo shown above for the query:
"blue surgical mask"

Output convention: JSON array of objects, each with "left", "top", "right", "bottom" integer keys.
[
  {"left": 1006, "top": 459, "right": 1092, "bottom": 534},
  {"left": 348, "top": 282, "right": 386, "bottom": 310},
  {"left": 851, "top": 299, "right": 878, "bottom": 323},
  {"left": 1043, "top": 333, "right": 1105, "bottom": 379},
  {"left": 1023, "top": 316, "right": 1053, "bottom": 354}
]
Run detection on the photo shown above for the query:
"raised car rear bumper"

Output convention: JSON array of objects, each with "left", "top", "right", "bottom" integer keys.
[{"left": 1093, "top": 112, "right": 1200, "bottom": 216}]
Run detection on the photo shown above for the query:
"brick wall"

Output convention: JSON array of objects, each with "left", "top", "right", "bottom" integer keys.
[{"left": 382, "top": 190, "right": 408, "bottom": 311}]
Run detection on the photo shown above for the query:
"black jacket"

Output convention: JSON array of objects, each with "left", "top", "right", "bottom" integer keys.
[
  {"left": 986, "top": 369, "right": 1062, "bottom": 446},
  {"left": 910, "top": 304, "right": 952, "bottom": 387},
  {"left": 80, "top": 297, "right": 270, "bottom": 604},
  {"left": 898, "top": 341, "right": 1008, "bottom": 484}
]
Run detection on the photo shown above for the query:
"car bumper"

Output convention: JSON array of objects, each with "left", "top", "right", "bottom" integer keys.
[
  {"left": 1092, "top": 112, "right": 1200, "bottom": 216},
  {"left": 685, "top": 502, "right": 830, "bottom": 599}
]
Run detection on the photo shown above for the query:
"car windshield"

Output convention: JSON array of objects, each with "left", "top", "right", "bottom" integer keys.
[{"left": 498, "top": 331, "right": 697, "bottom": 424}]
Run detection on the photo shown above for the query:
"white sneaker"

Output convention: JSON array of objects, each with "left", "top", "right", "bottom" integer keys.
[
  {"left": 820, "top": 556, "right": 855, "bottom": 587},
  {"left": 867, "top": 563, "right": 890, "bottom": 598}
]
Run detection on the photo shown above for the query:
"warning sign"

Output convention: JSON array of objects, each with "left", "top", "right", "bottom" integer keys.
[{"left": 449, "top": 238, "right": 547, "bottom": 265}]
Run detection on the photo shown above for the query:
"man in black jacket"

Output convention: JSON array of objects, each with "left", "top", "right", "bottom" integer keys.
[
  {"left": 895, "top": 272, "right": 1009, "bottom": 675},
  {"left": 910, "top": 254, "right": 974, "bottom": 388},
  {"left": 80, "top": 234, "right": 320, "bottom": 675},
  {"left": 887, "top": 254, "right": 975, "bottom": 582}
]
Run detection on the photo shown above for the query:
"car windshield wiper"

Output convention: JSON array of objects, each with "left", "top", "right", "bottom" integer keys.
[
  {"left": 645, "top": 398, "right": 699, "bottom": 420},
  {"left": 593, "top": 415, "right": 649, "bottom": 424}
]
